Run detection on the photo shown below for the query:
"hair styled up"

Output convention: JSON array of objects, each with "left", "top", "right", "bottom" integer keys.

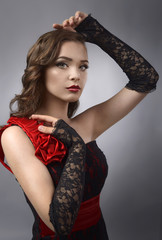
[{"left": 10, "top": 29, "right": 86, "bottom": 118}]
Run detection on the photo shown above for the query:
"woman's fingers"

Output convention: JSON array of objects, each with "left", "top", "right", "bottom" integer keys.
[
  {"left": 30, "top": 114, "right": 58, "bottom": 126},
  {"left": 63, "top": 19, "right": 70, "bottom": 27},
  {"left": 75, "top": 11, "right": 88, "bottom": 23},
  {"left": 30, "top": 114, "right": 53, "bottom": 122},
  {"left": 38, "top": 125, "right": 54, "bottom": 134},
  {"left": 68, "top": 12, "right": 88, "bottom": 27},
  {"left": 53, "top": 23, "right": 63, "bottom": 29},
  {"left": 53, "top": 23, "right": 76, "bottom": 32},
  {"left": 69, "top": 16, "right": 77, "bottom": 26},
  {"left": 53, "top": 11, "right": 88, "bottom": 30},
  {"left": 30, "top": 114, "right": 59, "bottom": 134},
  {"left": 75, "top": 11, "right": 85, "bottom": 19}
]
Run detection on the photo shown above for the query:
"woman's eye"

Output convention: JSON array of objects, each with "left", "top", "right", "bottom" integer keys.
[
  {"left": 56, "top": 62, "right": 68, "bottom": 68},
  {"left": 80, "top": 65, "right": 89, "bottom": 71}
]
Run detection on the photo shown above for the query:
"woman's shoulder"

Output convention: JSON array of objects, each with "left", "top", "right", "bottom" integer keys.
[
  {"left": 0, "top": 117, "right": 39, "bottom": 172},
  {"left": 70, "top": 111, "right": 95, "bottom": 143},
  {"left": 1, "top": 124, "right": 36, "bottom": 174},
  {"left": 1, "top": 124, "right": 28, "bottom": 144},
  {"left": 0, "top": 117, "right": 37, "bottom": 146},
  {"left": 1, "top": 125, "right": 35, "bottom": 158},
  {"left": 0, "top": 116, "right": 68, "bottom": 173}
]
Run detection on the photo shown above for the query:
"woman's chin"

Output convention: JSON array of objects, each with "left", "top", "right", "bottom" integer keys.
[{"left": 66, "top": 95, "right": 80, "bottom": 103}]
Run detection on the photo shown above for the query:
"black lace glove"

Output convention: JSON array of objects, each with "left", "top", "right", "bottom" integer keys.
[
  {"left": 75, "top": 14, "right": 159, "bottom": 93},
  {"left": 49, "top": 119, "right": 86, "bottom": 237}
]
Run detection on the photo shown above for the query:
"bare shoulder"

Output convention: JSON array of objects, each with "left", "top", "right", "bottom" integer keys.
[
  {"left": 2, "top": 125, "right": 28, "bottom": 141},
  {"left": 71, "top": 109, "right": 95, "bottom": 143},
  {"left": 1, "top": 125, "right": 35, "bottom": 164},
  {"left": 2, "top": 125, "right": 34, "bottom": 148}
]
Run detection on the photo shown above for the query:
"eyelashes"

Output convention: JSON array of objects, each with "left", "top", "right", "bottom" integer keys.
[
  {"left": 55, "top": 61, "right": 89, "bottom": 71},
  {"left": 55, "top": 62, "right": 68, "bottom": 68},
  {"left": 80, "top": 64, "right": 89, "bottom": 71}
]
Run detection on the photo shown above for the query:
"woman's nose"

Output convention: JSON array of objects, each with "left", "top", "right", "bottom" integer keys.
[{"left": 68, "top": 68, "right": 80, "bottom": 81}]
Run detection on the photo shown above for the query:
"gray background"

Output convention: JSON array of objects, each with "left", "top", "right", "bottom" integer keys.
[{"left": 0, "top": 0, "right": 162, "bottom": 239}]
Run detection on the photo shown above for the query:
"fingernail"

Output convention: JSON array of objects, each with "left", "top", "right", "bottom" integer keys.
[{"left": 38, "top": 125, "right": 44, "bottom": 131}]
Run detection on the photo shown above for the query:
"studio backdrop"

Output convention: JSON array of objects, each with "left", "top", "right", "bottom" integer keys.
[{"left": 0, "top": 0, "right": 161, "bottom": 240}]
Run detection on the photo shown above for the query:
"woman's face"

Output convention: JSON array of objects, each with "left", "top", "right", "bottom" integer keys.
[{"left": 44, "top": 41, "right": 88, "bottom": 103}]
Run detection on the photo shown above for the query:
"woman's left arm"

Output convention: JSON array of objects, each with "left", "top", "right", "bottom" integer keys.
[
  {"left": 54, "top": 12, "right": 159, "bottom": 139},
  {"left": 76, "top": 13, "right": 159, "bottom": 139}
]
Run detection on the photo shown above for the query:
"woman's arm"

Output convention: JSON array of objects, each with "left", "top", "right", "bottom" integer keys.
[
  {"left": 54, "top": 12, "right": 159, "bottom": 139},
  {"left": 48, "top": 119, "right": 86, "bottom": 236},
  {"left": 1, "top": 117, "right": 86, "bottom": 236},
  {"left": 75, "top": 14, "right": 159, "bottom": 138},
  {"left": 1, "top": 126, "right": 56, "bottom": 232}
]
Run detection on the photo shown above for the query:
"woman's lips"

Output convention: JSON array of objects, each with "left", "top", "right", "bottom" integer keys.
[
  {"left": 67, "top": 88, "right": 80, "bottom": 92},
  {"left": 66, "top": 85, "right": 81, "bottom": 92}
]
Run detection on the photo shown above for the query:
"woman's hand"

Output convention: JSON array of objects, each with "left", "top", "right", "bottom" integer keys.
[
  {"left": 30, "top": 114, "right": 58, "bottom": 134},
  {"left": 53, "top": 11, "right": 88, "bottom": 32},
  {"left": 30, "top": 114, "right": 82, "bottom": 148}
]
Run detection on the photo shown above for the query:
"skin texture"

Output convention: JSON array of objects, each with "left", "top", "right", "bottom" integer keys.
[
  {"left": 44, "top": 42, "right": 88, "bottom": 103},
  {"left": 1, "top": 11, "right": 148, "bottom": 232},
  {"left": 37, "top": 41, "right": 88, "bottom": 122}
]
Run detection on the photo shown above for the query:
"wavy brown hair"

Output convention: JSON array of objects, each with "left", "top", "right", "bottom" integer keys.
[{"left": 10, "top": 29, "right": 86, "bottom": 118}]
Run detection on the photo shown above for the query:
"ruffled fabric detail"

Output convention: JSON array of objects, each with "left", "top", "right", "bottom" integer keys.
[
  {"left": 0, "top": 123, "right": 13, "bottom": 172},
  {"left": 35, "top": 132, "right": 66, "bottom": 164},
  {"left": 0, "top": 117, "right": 67, "bottom": 173}
]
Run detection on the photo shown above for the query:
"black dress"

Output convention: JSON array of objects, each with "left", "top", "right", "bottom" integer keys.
[
  {"left": 0, "top": 117, "right": 109, "bottom": 240},
  {"left": 26, "top": 141, "right": 109, "bottom": 240}
]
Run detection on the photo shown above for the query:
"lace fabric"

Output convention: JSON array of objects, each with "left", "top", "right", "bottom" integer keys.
[
  {"left": 75, "top": 14, "right": 159, "bottom": 93},
  {"left": 0, "top": 117, "right": 109, "bottom": 239},
  {"left": 49, "top": 120, "right": 86, "bottom": 236}
]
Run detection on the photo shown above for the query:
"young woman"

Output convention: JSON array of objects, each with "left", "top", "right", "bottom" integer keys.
[{"left": 0, "top": 11, "right": 159, "bottom": 240}]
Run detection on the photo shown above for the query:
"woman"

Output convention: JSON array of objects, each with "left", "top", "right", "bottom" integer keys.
[{"left": 0, "top": 11, "right": 159, "bottom": 239}]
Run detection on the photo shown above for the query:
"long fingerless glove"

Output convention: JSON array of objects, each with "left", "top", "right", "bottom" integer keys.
[
  {"left": 75, "top": 14, "right": 159, "bottom": 92},
  {"left": 49, "top": 120, "right": 86, "bottom": 237}
]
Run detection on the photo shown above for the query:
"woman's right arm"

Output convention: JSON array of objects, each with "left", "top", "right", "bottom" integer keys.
[
  {"left": 1, "top": 119, "right": 86, "bottom": 236},
  {"left": 1, "top": 125, "right": 56, "bottom": 232}
]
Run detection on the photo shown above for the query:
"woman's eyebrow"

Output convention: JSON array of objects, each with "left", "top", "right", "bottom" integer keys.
[{"left": 57, "top": 56, "right": 89, "bottom": 63}]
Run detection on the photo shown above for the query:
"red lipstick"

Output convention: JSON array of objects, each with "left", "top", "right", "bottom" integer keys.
[{"left": 66, "top": 85, "right": 81, "bottom": 92}]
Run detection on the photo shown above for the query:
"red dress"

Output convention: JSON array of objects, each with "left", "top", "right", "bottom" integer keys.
[{"left": 0, "top": 117, "right": 109, "bottom": 239}]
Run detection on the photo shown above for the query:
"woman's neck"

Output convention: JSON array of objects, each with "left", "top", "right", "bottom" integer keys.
[{"left": 36, "top": 96, "right": 70, "bottom": 123}]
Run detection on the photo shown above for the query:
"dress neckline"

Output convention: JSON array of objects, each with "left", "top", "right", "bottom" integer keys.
[{"left": 85, "top": 140, "right": 96, "bottom": 145}]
